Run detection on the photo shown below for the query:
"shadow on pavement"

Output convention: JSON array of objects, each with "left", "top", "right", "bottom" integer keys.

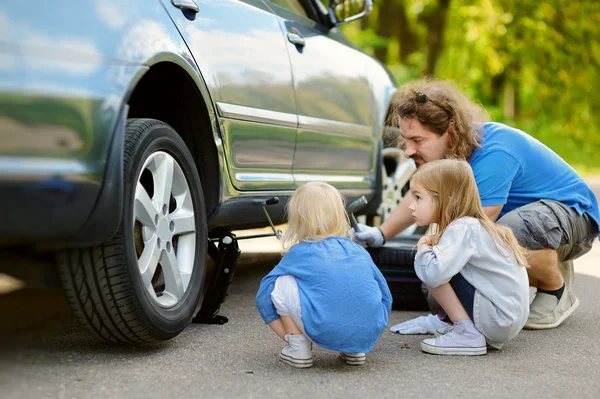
[
  {"left": 1, "top": 251, "right": 600, "bottom": 398},
  {"left": 0, "top": 253, "right": 281, "bottom": 357}
]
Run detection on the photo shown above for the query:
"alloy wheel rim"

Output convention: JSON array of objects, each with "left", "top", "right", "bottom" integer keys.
[
  {"left": 133, "top": 151, "right": 196, "bottom": 308},
  {"left": 377, "top": 148, "right": 416, "bottom": 220}
]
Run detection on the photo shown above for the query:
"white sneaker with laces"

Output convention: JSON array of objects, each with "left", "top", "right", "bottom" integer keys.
[
  {"left": 421, "top": 320, "right": 487, "bottom": 356},
  {"left": 339, "top": 352, "right": 366, "bottom": 365},
  {"left": 279, "top": 334, "right": 313, "bottom": 368}
]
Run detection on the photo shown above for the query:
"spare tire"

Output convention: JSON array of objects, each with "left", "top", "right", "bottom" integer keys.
[{"left": 367, "top": 235, "right": 430, "bottom": 311}]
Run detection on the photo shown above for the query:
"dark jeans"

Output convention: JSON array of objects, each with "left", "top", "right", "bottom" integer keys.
[{"left": 436, "top": 273, "right": 476, "bottom": 322}]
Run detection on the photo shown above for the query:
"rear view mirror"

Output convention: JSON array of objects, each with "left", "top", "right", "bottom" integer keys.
[{"left": 329, "top": 0, "right": 373, "bottom": 25}]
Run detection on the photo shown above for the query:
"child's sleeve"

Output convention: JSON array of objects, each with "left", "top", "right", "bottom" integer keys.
[
  {"left": 255, "top": 272, "right": 280, "bottom": 324},
  {"left": 414, "top": 220, "right": 477, "bottom": 288}
]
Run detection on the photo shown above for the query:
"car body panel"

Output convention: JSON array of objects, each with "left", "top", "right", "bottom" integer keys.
[
  {"left": 0, "top": 0, "right": 207, "bottom": 243},
  {"left": 0, "top": 0, "right": 396, "bottom": 244},
  {"left": 161, "top": 0, "right": 298, "bottom": 191},
  {"left": 265, "top": 1, "right": 393, "bottom": 190}
]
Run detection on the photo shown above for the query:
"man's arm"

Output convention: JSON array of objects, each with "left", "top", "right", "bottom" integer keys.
[
  {"left": 379, "top": 194, "right": 415, "bottom": 240},
  {"left": 380, "top": 197, "right": 503, "bottom": 241},
  {"left": 471, "top": 149, "right": 519, "bottom": 223},
  {"left": 483, "top": 204, "right": 503, "bottom": 222}
]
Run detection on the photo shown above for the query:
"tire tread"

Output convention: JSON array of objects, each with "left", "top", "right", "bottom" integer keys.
[
  {"left": 368, "top": 240, "right": 429, "bottom": 311},
  {"left": 58, "top": 119, "right": 187, "bottom": 344}
]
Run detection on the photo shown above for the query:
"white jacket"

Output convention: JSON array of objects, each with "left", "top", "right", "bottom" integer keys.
[{"left": 415, "top": 217, "right": 529, "bottom": 348}]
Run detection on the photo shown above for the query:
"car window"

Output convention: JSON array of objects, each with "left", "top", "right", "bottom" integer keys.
[{"left": 269, "top": 0, "right": 309, "bottom": 17}]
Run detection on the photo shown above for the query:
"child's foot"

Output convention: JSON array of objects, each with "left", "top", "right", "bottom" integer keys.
[
  {"left": 339, "top": 352, "right": 366, "bottom": 365},
  {"left": 421, "top": 320, "right": 487, "bottom": 356},
  {"left": 434, "top": 324, "right": 453, "bottom": 337},
  {"left": 279, "top": 334, "right": 313, "bottom": 368}
]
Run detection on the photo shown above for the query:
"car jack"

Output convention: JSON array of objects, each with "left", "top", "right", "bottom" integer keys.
[{"left": 192, "top": 197, "right": 282, "bottom": 325}]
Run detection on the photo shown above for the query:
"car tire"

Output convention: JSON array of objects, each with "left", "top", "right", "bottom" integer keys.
[
  {"left": 367, "top": 235, "right": 430, "bottom": 311},
  {"left": 57, "top": 119, "right": 208, "bottom": 344}
]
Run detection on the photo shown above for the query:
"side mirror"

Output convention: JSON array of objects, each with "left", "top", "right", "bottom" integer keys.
[{"left": 328, "top": 0, "right": 373, "bottom": 26}]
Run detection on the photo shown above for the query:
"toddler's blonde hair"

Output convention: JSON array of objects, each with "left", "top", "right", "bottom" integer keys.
[
  {"left": 282, "top": 182, "right": 350, "bottom": 248},
  {"left": 412, "top": 159, "right": 528, "bottom": 267}
]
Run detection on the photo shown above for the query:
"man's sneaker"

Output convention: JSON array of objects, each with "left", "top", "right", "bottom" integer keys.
[
  {"left": 524, "top": 286, "right": 580, "bottom": 330},
  {"left": 279, "top": 334, "right": 313, "bottom": 368},
  {"left": 559, "top": 260, "right": 574, "bottom": 289},
  {"left": 339, "top": 352, "right": 366, "bottom": 365},
  {"left": 421, "top": 320, "right": 487, "bottom": 356}
]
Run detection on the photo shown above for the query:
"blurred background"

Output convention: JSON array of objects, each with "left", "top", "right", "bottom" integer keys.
[{"left": 338, "top": 0, "right": 600, "bottom": 174}]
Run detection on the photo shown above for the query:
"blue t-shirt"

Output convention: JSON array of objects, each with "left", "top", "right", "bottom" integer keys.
[
  {"left": 256, "top": 236, "right": 392, "bottom": 354},
  {"left": 469, "top": 122, "right": 600, "bottom": 236}
]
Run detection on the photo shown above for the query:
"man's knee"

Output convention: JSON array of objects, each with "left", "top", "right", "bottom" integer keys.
[
  {"left": 498, "top": 200, "right": 597, "bottom": 262},
  {"left": 558, "top": 239, "right": 595, "bottom": 262}
]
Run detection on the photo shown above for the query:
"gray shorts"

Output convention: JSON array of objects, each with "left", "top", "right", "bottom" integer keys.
[{"left": 497, "top": 200, "right": 598, "bottom": 262}]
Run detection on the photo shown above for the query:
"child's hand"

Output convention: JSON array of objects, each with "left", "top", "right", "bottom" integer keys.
[{"left": 417, "top": 235, "right": 433, "bottom": 250}]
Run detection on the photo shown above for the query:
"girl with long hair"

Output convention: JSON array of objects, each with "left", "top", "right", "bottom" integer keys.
[
  {"left": 256, "top": 182, "right": 392, "bottom": 368},
  {"left": 409, "top": 159, "right": 529, "bottom": 355}
]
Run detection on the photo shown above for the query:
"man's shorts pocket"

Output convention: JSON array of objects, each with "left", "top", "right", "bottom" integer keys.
[{"left": 518, "top": 202, "right": 563, "bottom": 250}]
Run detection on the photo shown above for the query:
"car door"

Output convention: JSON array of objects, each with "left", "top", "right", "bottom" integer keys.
[
  {"left": 263, "top": 0, "right": 377, "bottom": 190},
  {"left": 161, "top": 0, "right": 298, "bottom": 191}
]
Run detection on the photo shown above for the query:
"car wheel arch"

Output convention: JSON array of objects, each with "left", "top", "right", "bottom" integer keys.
[{"left": 126, "top": 59, "right": 221, "bottom": 217}]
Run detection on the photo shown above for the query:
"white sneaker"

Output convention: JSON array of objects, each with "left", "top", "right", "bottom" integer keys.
[
  {"left": 339, "top": 352, "right": 366, "bottom": 365},
  {"left": 421, "top": 320, "right": 487, "bottom": 356},
  {"left": 524, "top": 287, "right": 580, "bottom": 330},
  {"left": 434, "top": 324, "right": 453, "bottom": 337},
  {"left": 279, "top": 334, "right": 313, "bottom": 368}
]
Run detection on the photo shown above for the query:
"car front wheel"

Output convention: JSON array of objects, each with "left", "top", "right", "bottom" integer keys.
[{"left": 58, "top": 119, "right": 207, "bottom": 344}]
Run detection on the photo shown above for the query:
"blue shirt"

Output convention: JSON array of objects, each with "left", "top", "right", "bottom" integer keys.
[
  {"left": 469, "top": 122, "right": 600, "bottom": 237},
  {"left": 256, "top": 236, "right": 392, "bottom": 354}
]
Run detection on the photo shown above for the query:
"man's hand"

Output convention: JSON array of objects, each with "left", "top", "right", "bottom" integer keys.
[
  {"left": 352, "top": 224, "right": 386, "bottom": 248},
  {"left": 417, "top": 235, "right": 433, "bottom": 250}
]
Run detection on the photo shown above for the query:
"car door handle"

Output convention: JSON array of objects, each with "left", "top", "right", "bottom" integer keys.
[
  {"left": 287, "top": 32, "right": 306, "bottom": 47},
  {"left": 171, "top": 0, "right": 199, "bottom": 13}
]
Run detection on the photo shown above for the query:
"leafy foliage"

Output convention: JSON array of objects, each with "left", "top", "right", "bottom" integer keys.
[{"left": 341, "top": 0, "right": 600, "bottom": 173}]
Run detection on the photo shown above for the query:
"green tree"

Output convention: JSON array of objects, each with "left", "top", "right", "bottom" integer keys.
[{"left": 342, "top": 0, "right": 600, "bottom": 171}]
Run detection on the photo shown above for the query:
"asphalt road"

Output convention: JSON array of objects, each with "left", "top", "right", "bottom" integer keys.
[{"left": 1, "top": 182, "right": 600, "bottom": 399}]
